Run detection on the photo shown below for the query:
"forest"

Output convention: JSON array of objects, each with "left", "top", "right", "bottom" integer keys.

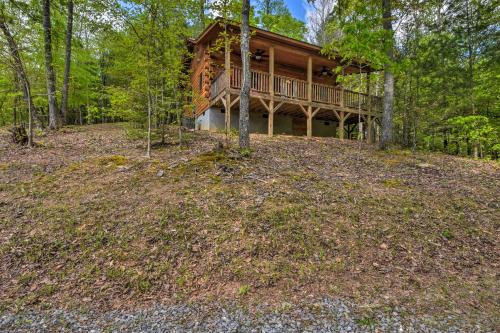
[
  {"left": 1, "top": 0, "right": 498, "bottom": 157},
  {"left": 1, "top": 1, "right": 499, "bottom": 331}
]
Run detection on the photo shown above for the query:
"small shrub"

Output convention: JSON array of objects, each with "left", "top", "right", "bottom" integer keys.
[
  {"left": 137, "top": 277, "right": 152, "bottom": 293},
  {"left": 240, "top": 148, "right": 252, "bottom": 158},
  {"left": 95, "top": 155, "right": 127, "bottom": 167},
  {"left": 441, "top": 229, "right": 454, "bottom": 240},
  {"left": 238, "top": 284, "right": 250, "bottom": 296},
  {"left": 38, "top": 283, "right": 57, "bottom": 297},
  {"left": 356, "top": 316, "right": 376, "bottom": 327}
]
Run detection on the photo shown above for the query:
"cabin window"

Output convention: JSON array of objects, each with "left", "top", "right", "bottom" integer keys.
[
  {"left": 220, "top": 108, "right": 225, "bottom": 113},
  {"left": 262, "top": 114, "right": 268, "bottom": 119},
  {"left": 324, "top": 121, "right": 330, "bottom": 126},
  {"left": 199, "top": 72, "right": 203, "bottom": 91}
]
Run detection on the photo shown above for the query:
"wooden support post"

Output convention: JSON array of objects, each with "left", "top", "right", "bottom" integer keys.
[
  {"left": 224, "top": 38, "right": 231, "bottom": 132},
  {"left": 268, "top": 46, "right": 275, "bottom": 137},
  {"left": 339, "top": 111, "right": 345, "bottom": 140},
  {"left": 268, "top": 102, "right": 274, "bottom": 136},
  {"left": 307, "top": 56, "right": 312, "bottom": 137},
  {"left": 225, "top": 94, "right": 231, "bottom": 131},
  {"left": 269, "top": 46, "right": 274, "bottom": 95},
  {"left": 307, "top": 107, "right": 312, "bottom": 137},
  {"left": 340, "top": 67, "right": 345, "bottom": 108}
]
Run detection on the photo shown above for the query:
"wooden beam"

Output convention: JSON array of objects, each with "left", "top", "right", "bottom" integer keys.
[
  {"left": 268, "top": 46, "right": 275, "bottom": 137},
  {"left": 307, "top": 56, "right": 313, "bottom": 138},
  {"left": 273, "top": 101, "right": 284, "bottom": 113},
  {"left": 332, "top": 109, "right": 340, "bottom": 120},
  {"left": 339, "top": 111, "right": 345, "bottom": 140},
  {"left": 225, "top": 39, "right": 231, "bottom": 90},
  {"left": 298, "top": 104, "right": 307, "bottom": 116},
  {"left": 340, "top": 67, "right": 345, "bottom": 108},
  {"left": 307, "top": 106, "right": 312, "bottom": 137},
  {"left": 269, "top": 46, "right": 274, "bottom": 97},
  {"left": 312, "top": 107, "right": 321, "bottom": 118},
  {"left": 225, "top": 93, "right": 231, "bottom": 131},
  {"left": 268, "top": 101, "right": 274, "bottom": 137},
  {"left": 307, "top": 56, "right": 312, "bottom": 104},
  {"left": 230, "top": 96, "right": 240, "bottom": 108},
  {"left": 258, "top": 97, "right": 269, "bottom": 111}
]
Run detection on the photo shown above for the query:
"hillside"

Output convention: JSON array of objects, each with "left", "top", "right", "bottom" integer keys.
[{"left": 0, "top": 124, "right": 498, "bottom": 330}]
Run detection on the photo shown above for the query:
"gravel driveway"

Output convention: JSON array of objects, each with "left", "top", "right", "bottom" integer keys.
[{"left": 0, "top": 298, "right": 493, "bottom": 333}]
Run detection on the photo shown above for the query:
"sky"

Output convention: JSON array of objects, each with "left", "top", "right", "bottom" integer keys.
[{"left": 285, "top": 0, "right": 308, "bottom": 22}]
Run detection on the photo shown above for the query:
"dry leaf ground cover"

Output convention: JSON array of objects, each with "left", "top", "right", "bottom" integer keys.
[{"left": 0, "top": 124, "right": 498, "bottom": 326}]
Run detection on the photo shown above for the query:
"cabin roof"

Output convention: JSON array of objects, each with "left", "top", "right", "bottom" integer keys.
[{"left": 192, "top": 18, "right": 376, "bottom": 74}]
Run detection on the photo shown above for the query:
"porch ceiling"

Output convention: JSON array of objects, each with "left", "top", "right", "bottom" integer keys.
[
  {"left": 196, "top": 19, "right": 376, "bottom": 75},
  {"left": 210, "top": 93, "right": 370, "bottom": 127}
]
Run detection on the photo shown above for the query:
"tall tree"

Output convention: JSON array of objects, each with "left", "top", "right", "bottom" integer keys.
[
  {"left": 61, "top": 0, "right": 74, "bottom": 124},
  {"left": 305, "top": 0, "right": 334, "bottom": 45},
  {"left": 379, "top": 0, "right": 394, "bottom": 149},
  {"left": 197, "top": 0, "right": 206, "bottom": 33},
  {"left": 239, "top": 0, "right": 250, "bottom": 149},
  {"left": 0, "top": 10, "right": 38, "bottom": 130},
  {"left": 42, "top": 0, "right": 59, "bottom": 129},
  {"left": 256, "top": 0, "right": 306, "bottom": 40}
]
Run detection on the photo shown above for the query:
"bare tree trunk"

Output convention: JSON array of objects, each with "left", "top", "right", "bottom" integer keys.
[
  {"left": 61, "top": 0, "right": 74, "bottom": 124},
  {"left": 160, "top": 79, "right": 165, "bottom": 144},
  {"left": 198, "top": 0, "right": 205, "bottom": 32},
  {"left": 146, "top": 50, "right": 152, "bottom": 158},
  {"left": 357, "top": 66, "right": 362, "bottom": 150},
  {"left": 380, "top": 0, "right": 394, "bottom": 150},
  {"left": 42, "top": 0, "right": 59, "bottom": 129},
  {"left": 13, "top": 94, "right": 18, "bottom": 126},
  {"left": 0, "top": 15, "right": 39, "bottom": 127},
  {"left": 26, "top": 81, "right": 33, "bottom": 146},
  {"left": 239, "top": 0, "right": 251, "bottom": 149},
  {"left": 402, "top": 74, "right": 410, "bottom": 147}
]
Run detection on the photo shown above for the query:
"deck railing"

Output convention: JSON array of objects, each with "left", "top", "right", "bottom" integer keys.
[
  {"left": 274, "top": 75, "right": 308, "bottom": 100},
  {"left": 230, "top": 67, "right": 270, "bottom": 93},
  {"left": 210, "top": 72, "right": 226, "bottom": 98},
  {"left": 212, "top": 66, "right": 382, "bottom": 113},
  {"left": 312, "top": 82, "right": 340, "bottom": 105}
]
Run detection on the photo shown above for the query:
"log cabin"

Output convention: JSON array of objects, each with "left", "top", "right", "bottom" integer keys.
[{"left": 189, "top": 18, "right": 383, "bottom": 142}]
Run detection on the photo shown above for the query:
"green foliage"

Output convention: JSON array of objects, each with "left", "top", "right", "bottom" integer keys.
[
  {"left": 240, "top": 147, "right": 252, "bottom": 158},
  {"left": 317, "top": 0, "right": 499, "bottom": 159},
  {"left": 256, "top": 0, "right": 307, "bottom": 40},
  {"left": 85, "top": 106, "right": 101, "bottom": 124},
  {"left": 1, "top": 0, "right": 497, "bottom": 159},
  {"left": 446, "top": 116, "right": 498, "bottom": 157},
  {"left": 237, "top": 284, "right": 250, "bottom": 296},
  {"left": 106, "top": 86, "right": 136, "bottom": 121},
  {"left": 322, "top": 1, "right": 388, "bottom": 71}
]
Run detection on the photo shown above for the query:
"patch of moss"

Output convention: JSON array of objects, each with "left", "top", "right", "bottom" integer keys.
[
  {"left": 95, "top": 155, "right": 128, "bottom": 167},
  {"left": 381, "top": 178, "right": 406, "bottom": 188},
  {"left": 38, "top": 283, "right": 58, "bottom": 297}
]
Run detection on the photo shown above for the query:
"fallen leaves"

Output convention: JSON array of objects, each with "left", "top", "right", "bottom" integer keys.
[{"left": 0, "top": 124, "right": 498, "bottom": 323}]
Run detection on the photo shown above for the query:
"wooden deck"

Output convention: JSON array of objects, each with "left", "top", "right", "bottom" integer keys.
[
  {"left": 211, "top": 67, "right": 382, "bottom": 114},
  {"left": 191, "top": 23, "right": 384, "bottom": 142},
  {"left": 209, "top": 66, "right": 382, "bottom": 141}
]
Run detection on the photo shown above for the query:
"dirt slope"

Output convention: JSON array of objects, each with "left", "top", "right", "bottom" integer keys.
[{"left": 0, "top": 124, "right": 498, "bottom": 325}]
